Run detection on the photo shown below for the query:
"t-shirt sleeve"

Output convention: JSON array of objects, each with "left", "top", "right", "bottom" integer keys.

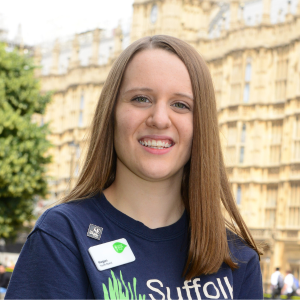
[
  {"left": 5, "top": 229, "right": 93, "bottom": 299},
  {"left": 236, "top": 252, "right": 263, "bottom": 299}
]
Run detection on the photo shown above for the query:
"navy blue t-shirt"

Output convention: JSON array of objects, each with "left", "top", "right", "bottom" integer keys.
[{"left": 6, "top": 193, "right": 263, "bottom": 299}]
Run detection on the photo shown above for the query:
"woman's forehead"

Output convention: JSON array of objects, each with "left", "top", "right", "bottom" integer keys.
[{"left": 120, "top": 49, "right": 193, "bottom": 96}]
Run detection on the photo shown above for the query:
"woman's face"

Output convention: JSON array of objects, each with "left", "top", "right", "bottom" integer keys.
[{"left": 114, "top": 49, "right": 193, "bottom": 182}]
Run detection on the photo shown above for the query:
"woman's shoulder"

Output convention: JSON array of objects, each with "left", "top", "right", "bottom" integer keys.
[
  {"left": 225, "top": 230, "right": 263, "bottom": 299},
  {"left": 30, "top": 195, "right": 102, "bottom": 242},
  {"left": 37, "top": 196, "right": 97, "bottom": 224},
  {"left": 226, "top": 229, "right": 260, "bottom": 264}
]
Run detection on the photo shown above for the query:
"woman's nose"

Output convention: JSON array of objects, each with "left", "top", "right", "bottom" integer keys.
[{"left": 145, "top": 102, "right": 171, "bottom": 129}]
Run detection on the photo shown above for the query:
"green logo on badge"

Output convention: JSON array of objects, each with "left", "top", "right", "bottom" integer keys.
[{"left": 113, "top": 242, "right": 127, "bottom": 253}]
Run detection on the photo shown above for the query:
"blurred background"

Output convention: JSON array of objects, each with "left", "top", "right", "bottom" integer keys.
[{"left": 0, "top": 0, "right": 300, "bottom": 296}]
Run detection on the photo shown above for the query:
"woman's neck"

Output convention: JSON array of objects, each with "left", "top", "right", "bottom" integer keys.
[{"left": 103, "top": 160, "right": 185, "bottom": 229}]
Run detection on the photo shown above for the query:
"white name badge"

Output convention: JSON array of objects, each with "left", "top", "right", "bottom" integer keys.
[{"left": 88, "top": 238, "right": 135, "bottom": 271}]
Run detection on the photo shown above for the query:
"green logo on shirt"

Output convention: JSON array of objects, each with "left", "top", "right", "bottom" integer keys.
[
  {"left": 102, "top": 270, "right": 145, "bottom": 300},
  {"left": 113, "top": 242, "right": 127, "bottom": 253}
]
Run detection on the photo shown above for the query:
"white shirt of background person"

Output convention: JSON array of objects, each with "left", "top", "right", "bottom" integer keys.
[
  {"left": 284, "top": 273, "right": 294, "bottom": 294},
  {"left": 271, "top": 270, "right": 281, "bottom": 286}
]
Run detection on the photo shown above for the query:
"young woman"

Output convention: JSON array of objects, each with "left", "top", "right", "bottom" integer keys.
[{"left": 6, "top": 35, "right": 263, "bottom": 299}]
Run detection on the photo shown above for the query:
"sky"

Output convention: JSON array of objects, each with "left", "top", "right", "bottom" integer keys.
[{"left": 1, "top": 0, "right": 134, "bottom": 45}]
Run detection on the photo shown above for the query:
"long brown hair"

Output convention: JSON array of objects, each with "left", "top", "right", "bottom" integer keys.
[{"left": 61, "top": 35, "right": 261, "bottom": 279}]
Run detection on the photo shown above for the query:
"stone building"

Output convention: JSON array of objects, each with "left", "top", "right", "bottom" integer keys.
[{"left": 35, "top": 0, "right": 300, "bottom": 291}]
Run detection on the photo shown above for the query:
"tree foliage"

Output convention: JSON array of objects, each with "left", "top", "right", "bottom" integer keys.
[{"left": 0, "top": 43, "right": 52, "bottom": 240}]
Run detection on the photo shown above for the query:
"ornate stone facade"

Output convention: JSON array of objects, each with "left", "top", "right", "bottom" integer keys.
[{"left": 35, "top": 0, "right": 300, "bottom": 292}]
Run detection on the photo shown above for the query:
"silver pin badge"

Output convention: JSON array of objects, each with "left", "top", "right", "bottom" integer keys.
[{"left": 87, "top": 224, "right": 103, "bottom": 241}]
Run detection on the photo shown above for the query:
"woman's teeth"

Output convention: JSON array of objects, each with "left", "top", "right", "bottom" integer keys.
[{"left": 139, "top": 139, "right": 172, "bottom": 149}]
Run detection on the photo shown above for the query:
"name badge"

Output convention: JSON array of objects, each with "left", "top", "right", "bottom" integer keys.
[{"left": 88, "top": 238, "right": 135, "bottom": 271}]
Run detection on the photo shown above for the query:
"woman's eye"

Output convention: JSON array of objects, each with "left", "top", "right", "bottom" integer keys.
[
  {"left": 173, "top": 102, "right": 189, "bottom": 109},
  {"left": 132, "top": 96, "right": 150, "bottom": 103}
]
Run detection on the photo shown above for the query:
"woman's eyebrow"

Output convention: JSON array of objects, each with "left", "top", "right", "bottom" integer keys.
[
  {"left": 123, "top": 88, "right": 194, "bottom": 100},
  {"left": 123, "top": 87, "right": 153, "bottom": 94},
  {"left": 173, "top": 93, "right": 194, "bottom": 101}
]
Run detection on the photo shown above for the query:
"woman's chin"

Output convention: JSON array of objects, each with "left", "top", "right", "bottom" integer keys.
[{"left": 137, "top": 167, "right": 181, "bottom": 182}]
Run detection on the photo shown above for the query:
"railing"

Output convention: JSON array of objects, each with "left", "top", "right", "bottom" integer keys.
[
  {"left": 283, "top": 230, "right": 300, "bottom": 240},
  {"left": 249, "top": 228, "right": 272, "bottom": 240},
  {"left": 249, "top": 228, "right": 300, "bottom": 241}
]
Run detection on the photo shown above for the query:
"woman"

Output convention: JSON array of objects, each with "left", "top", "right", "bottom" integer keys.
[{"left": 6, "top": 35, "right": 263, "bottom": 299}]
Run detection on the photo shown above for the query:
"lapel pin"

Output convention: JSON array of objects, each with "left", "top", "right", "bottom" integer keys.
[{"left": 87, "top": 224, "right": 103, "bottom": 241}]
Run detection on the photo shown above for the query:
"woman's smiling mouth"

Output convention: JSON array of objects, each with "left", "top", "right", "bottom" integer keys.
[
  {"left": 138, "top": 139, "right": 174, "bottom": 149},
  {"left": 138, "top": 136, "right": 175, "bottom": 150}
]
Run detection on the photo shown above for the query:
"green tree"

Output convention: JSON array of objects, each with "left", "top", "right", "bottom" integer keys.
[{"left": 0, "top": 43, "right": 52, "bottom": 240}]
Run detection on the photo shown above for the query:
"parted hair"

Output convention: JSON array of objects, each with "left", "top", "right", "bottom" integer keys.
[{"left": 61, "top": 35, "right": 261, "bottom": 279}]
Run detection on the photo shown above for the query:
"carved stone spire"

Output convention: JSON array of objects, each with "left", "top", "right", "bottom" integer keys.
[
  {"left": 230, "top": 0, "right": 240, "bottom": 30},
  {"left": 286, "top": 0, "right": 293, "bottom": 22},
  {"left": 51, "top": 39, "right": 60, "bottom": 75},
  {"left": 69, "top": 34, "right": 80, "bottom": 69},
  {"left": 89, "top": 28, "right": 101, "bottom": 65},
  {"left": 297, "top": 0, "right": 300, "bottom": 15},
  {"left": 199, "top": 0, "right": 211, "bottom": 38},
  {"left": 114, "top": 23, "right": 123, "bottom": 58},
  {"left": 262, "top": 0, "right": 271, "bottom": 24},
  {"left": 34, "top": 46, "right": 42, "bottom": 77}
]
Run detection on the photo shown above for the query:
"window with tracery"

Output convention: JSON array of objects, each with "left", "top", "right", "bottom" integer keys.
[
  {"left": 78, "top": 92, "right": 84, "bottom": 127},
  {"left": 226, "top": 123, "right": 237, "bottom": 165},
  {"left": 243, "top": 59, "right": 252, "bottom": 103},
  {"left": 288, "top": 183, "right": 300, "bottom": 227},
  {"left": 265, "top": 186, "right": 277, "bottom": 228},
  {"left": 270, "top": 121, "right": 282, "bottom": 164},
  {"left": 293, "top": 116, "right": 300, "bottom": 160},
  {"left": 275, "top": 48, "right": 289, "bottom": 102}
]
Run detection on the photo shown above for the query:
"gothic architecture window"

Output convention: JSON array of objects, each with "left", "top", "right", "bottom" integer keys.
[
  {"left": 78, "top": 92, "right": 84, "bottom": 127},
  {"left": 230, "top": 55, "right": 242, "bottom": 105},
  {"left": 293, "top": 116, "right": 300, "bottom": 160},
  {"left": 270, "top": 121, "right": 282, "bottom": 164},
  {"left": 265, "top": 186, "right": 278, "bottom": 228},
  {"left": 213, "top": 61, "right": 223, "bottom": 109},
  {"left": 239, "top": 124, "right": 246, "bottom": 163},
  {"left": 243, "top": 59, "right": 252, "bottom": 103},
  {"left": 288, "top": 183, "right": 300, "bottom": 227},
  {"left": 275, "top": 48, "right": 289, "bottom": 102},
  {"left": 236, "top": 185, "right": 242, "bottom": 205},
  {"left": 227, "top": 123, "right": 237, "bottom": 165}
]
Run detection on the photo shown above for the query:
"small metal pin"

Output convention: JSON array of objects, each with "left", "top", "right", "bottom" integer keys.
[{"left": 87, "top": 224, "right": 103, "bottom": 241}]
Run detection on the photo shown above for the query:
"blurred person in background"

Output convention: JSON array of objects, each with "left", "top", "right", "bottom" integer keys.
[
  {"left": 294, "top": 276, "right": 300, "bottom": 296},
  {"left": 282, "top": 270, "right": 296, "bottom": 299},
  {"left": 0, "top": 264, "right": 11, "bottom": 294},
  {"left": 271, "top": 267, "right": 284, "bottom": 299}
]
